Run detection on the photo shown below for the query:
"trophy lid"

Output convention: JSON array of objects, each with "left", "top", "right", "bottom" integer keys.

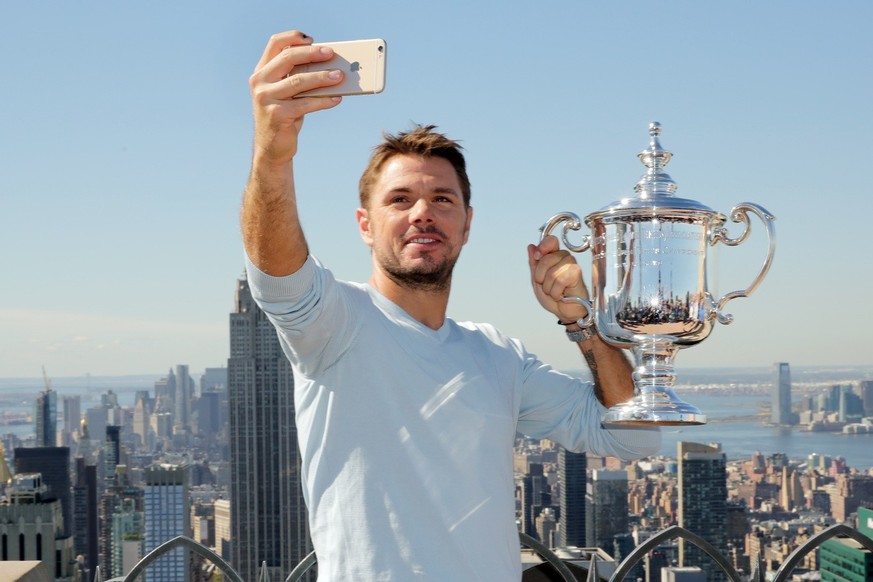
[{"left": 588, "top": 122, "right": 718, "bottom": 220}]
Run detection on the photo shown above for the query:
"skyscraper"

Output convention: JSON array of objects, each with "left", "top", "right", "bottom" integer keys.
[
  {"left": 199, "top": 367, "right": 228, "bottom": 440},
  {"left": 585, "top": 469, "right": 629, "bottom": 554},
  {"left": 144, "top": 464, "right": 189, "bottom": 582},
  {"left": 820, "top": 506, "right": 873, "bottom": 582},
  {"left": 228, "top": 276, "right": 310, "bottom": 580},
  {"left": 35, "top": 383, "right": 57, "bottom": 447},
  {"left": 105, "top": 425, "right": 121, "bottom": 484},
  {"left": 174, "top": 364, "right": 193, "bottom": 438},
  {"left": 771, "top": 362, "right": 793, "bottom": 425},
  {"left": 0, "top": 473, "right": 77, "bottom": 580},
  {"left": 214, "top": 499, "right": 231, "bottom": 560},
  {"left": 520, "top": 463, "right": 550, "bottom": 540},
  {"left": 14, "top": 446, "right": 72, "bottom": 538},
  {"left": 100, "top": 468, "right": 144, "bottom": 579},
  {"left": 72, "top": 456, "right": 99, "bottom": 578},
  {"left": 861, "top": 380, "right": 873, "bottom": 417},
  {"left": 678, "top": 442, "right": 727, "bottom": 581},
  {"left": 780, "top": 466, "right": 804, "bottom": 511},
  {"left": 132, "top": 396, "right": 151, "bottom": 450},
  {"left": 111, "top": 498, "right": 144, "bottom": 578},
  {"left": 61, "top": 395, "right": 81, "bottom": 447},
  {"left": 0, "top": 443, "right": 12, "bottom": 485},
  {"left": 557, "top": 447, "right": 587, "bottom": 548}
]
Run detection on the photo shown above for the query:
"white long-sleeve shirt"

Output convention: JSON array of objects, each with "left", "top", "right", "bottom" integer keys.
[{"left": 245, "top": 254, "right": 660, "bottom": 581}]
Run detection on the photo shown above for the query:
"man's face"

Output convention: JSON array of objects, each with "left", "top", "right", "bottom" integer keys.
[{"left": 356, "top": 154, "right": 473, "bottom": 291}]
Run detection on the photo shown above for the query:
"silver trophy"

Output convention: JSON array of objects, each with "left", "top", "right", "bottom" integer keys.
[{"left": 541, "top": 122, "right": 776, "bottom": 425}]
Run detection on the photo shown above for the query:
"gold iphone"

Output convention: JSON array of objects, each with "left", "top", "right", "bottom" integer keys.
[{"left": 294, "top": 38, "right": 387, "bottom": 97}]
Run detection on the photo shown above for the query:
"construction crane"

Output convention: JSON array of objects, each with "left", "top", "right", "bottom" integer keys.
[{"left": 42, "top": 366, "right": 52, "bottom": 392}]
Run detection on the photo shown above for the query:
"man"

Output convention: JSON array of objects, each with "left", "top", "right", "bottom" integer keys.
[{"left": 241, "top": 30, "right": 659, "bottom": 581}]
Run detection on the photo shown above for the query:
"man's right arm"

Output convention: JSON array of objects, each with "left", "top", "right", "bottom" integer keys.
[{"left": 241, "top": 30, "right": 344, "bottom": 276}]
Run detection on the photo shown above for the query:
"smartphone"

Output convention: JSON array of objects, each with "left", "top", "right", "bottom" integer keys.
[{"left": 294, "top": 38, "right": 387, "bottom": 97}]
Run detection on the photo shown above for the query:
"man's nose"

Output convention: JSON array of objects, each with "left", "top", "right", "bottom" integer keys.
[{"left": 409, "top": 199, "right": 433, "bottom": 223}]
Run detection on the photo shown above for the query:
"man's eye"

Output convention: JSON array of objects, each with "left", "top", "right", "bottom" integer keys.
[{"left": 391, "top": 197, "right": 409, "bottom": 204}]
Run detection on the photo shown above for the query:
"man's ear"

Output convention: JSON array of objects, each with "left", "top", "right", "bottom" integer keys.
[
  {"left": 356, "top": 208, "right": 374, "bottom": 247},
  {"left": 462, "top": 206, "right": 473, "bottom": 245}
]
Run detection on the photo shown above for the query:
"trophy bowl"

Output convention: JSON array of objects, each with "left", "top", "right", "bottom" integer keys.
[{"left": 541, "top": 122, "right": 776, "bottom": 426}]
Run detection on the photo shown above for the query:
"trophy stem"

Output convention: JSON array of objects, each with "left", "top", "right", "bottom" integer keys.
[{"left": 602, "top": 339, "right": 707, "bottom": 426}]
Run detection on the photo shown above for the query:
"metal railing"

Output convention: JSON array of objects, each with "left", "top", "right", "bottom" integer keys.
[{"left": 100, "top": 523, "right": 873, "bottom": 582}]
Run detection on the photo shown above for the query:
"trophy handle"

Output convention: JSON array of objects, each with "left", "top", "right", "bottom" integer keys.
[
  {"left": 539, "top": 212, "right": 594, "bottom": 328},
  {"left": 539, "top": 212, "right": 591, "bottom": 253},
  {"left": 710, "top": 202, "right": 776, "bottom": 325}
]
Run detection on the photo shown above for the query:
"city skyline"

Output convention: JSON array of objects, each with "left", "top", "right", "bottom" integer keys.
[
  {"left": 4, "top": 364, "right": 872, "bottom": 472},
  {"left": 3, "top": 364, "right": 870, "bottom": 579},
  {"left": 2, "top": 2, "right": 873, "bottom": 377}
]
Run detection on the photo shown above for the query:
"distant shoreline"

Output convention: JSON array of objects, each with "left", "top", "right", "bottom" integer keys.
[{"left": 2, "top": 363, "right": 871, "bottom": 386}]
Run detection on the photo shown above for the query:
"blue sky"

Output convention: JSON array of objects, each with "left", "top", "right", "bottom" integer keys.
[{"left": 1, "top": 2, "right": 871, "bottom": 378}]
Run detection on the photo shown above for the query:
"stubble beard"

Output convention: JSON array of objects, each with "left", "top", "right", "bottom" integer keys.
[
  {"left": 382, "top": 256, "right": 457, "bottom": 292},
  {"left": 377, "top": 229, "right": 459, "bottom": 293}
]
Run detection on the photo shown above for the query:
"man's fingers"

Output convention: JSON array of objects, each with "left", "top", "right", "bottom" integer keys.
[
  {"left": 250, "top": 51, "right": 344, "bottom": 122},
  {"left": 532, "top": 248, "right": 569, "bottom": 284},
  {"left": 535, "top": 235, "right": 560, "bottom": 256},
  {"left": 279, "top": 68, "right": 344, "bottom": 100},
  {"left": 252, "top": 45, "right": 338, "bottom": 93},
  {"left": 255, "top": 30, "right": 312, "bottom": 71},
  {"left": 263, "top": 45, "right": 337, "bottom": 85},
  {"left": 537, "top": 255, "right": 585, "bottom": 302}
]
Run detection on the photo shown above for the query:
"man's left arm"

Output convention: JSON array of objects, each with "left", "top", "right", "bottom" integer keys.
[{"left": 528, "top": 235, "right": 634, "bottom": 408}]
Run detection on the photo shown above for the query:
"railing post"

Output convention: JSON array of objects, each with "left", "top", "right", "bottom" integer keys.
[
  {"left": 771, "top": 523, "right": 873, "bottom": 582},
  {"left": 121, "top": 536, "right": 244, "bottom": 582},
  {"left": 285, "top": 551, "right": 317, "bottom": 582},
  {"left": 519, "top": 531, "right": 577, "bottom": 582},
  {"left": 609, "top": 526, "right": 742, "bottom": 582}
]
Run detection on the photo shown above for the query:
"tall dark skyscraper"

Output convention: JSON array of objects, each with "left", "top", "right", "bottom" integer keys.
[
  {"left": 35, "top": 382, "right": 57, "bottom": 447},
  {"left": 678, "top": 441, "right": 727, "bottom": 581},
  {"left": 73, "top": 457, "right": 99, "bottom": 577},
  {"left": 861, "top": 380, "right": 873, "bottom": 417},
  {"left": 104, "top": 425, "right": 121, "bottom": 484},
  {"left": 14, "top": 446, "right": 72, "bottom": 538},
  {"left": 771, "top": 362, "right": 793, "bottom": 425},
  {"left": 585, "top": 469, "right": 629, "bottom": 554},
  {"left": 228, "top": 276, "right": 310, "bottom": 581},
  {"left": 557, "top": 447, "right": 587, "bottom": 547},
  {"left": 520, "top": 463, "right": 551, "bottom": 540}
]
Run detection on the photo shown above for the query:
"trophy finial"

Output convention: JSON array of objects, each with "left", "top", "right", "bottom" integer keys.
[
  {"left": 648, "top": 122, "right": 666, "bottom": 155},
  {"left": 636, "top": 121, "right": 677, "bottom": 197}
]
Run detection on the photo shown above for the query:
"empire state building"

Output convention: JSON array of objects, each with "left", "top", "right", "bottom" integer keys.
[{"left": 228, "top": 276, "right": 311, "bottom": 580}]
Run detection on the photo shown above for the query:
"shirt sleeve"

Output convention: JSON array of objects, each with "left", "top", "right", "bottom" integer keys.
[
  {"left": 244, "top": 253, "right": 358, "bottom": 378},
  {"left": 516, "top": 348, "right": 661, "bottom": 461}
]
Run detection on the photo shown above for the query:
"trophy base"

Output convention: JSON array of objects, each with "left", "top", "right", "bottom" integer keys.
[{"left": 602, "top": 395, "right": 707, "bottom": 426}]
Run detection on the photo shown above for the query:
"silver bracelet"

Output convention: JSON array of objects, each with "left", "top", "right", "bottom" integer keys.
[{"left": 557, "top": 320, "right": 597, "bottom": 343}]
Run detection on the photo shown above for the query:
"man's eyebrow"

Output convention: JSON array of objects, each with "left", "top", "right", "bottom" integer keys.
[
  {"left": 432, "top": 187, "right": 461, "bottom": 196},
  {"left": 385, "top": 186, "right": 460, "bottom": 196}
]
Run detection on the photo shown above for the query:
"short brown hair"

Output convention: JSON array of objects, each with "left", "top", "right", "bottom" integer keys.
[{"left": 359, "top": 125, "right": 471, "bottom": 208}]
